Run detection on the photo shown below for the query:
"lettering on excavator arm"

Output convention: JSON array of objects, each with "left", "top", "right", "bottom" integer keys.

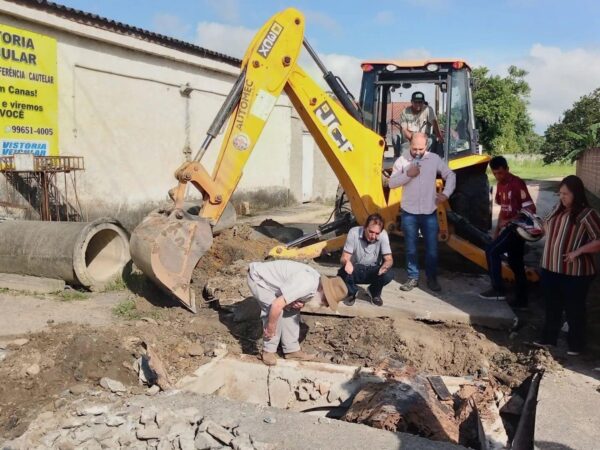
[
  {"left": 257, "top": 22, "right": 284, "bottom": 58},
  {"left": 314, "top": 101, "right": 353, "bottom": 152}
]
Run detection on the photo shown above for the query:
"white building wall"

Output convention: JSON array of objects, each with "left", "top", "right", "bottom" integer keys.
[{"left": 1, "top": 1, "right": 332, "bottom": 229}]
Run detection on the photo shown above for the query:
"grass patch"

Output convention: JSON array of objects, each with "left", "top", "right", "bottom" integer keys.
[
  {"left": 103, "top": 277, "right": 127, "bottom": 292},
  {"left": 488, "top": 156, "right": 575, "bottom": 184},
  {"left": 56, "top": 289, "right": 89, "bottom": 301},
  {"left": 112, "top": 298, "right": 141, "bottom": 320}
]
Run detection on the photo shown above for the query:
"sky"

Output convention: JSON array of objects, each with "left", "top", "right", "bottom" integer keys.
[{"left": 55, "top": 0, "right": 600, "bottom": 133}]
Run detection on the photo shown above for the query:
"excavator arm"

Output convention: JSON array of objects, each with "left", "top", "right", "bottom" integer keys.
[
  {"left": 176, "top": 9, "right": 395, "bottom": 226},
  {"left": 130, "top": 8, "right": 403, "bottom": 311}
]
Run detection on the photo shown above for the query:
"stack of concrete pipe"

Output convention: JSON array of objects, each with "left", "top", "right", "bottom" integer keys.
[{"left": 0, "top": 217, "right": 130, "bottom": 290}]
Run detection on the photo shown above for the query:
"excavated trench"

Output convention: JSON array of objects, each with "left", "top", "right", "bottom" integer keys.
[
  {"left": 178, "top": 356, "right": 382, "bottom": 415},
  {"left": 177, "top": 355, "right": 539, "bottom": 448}
]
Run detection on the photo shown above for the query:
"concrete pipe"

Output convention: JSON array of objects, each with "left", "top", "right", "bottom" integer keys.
[{"left": 0, "top": 217, "right": 130, "bottom": 290}]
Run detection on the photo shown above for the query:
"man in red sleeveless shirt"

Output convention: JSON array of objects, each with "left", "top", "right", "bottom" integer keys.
[{"left": 479, "top": 156, "right": 536, "bottom": 308}]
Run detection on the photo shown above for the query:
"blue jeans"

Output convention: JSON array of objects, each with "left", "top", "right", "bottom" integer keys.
[
  {"left": 337, "top": 264, "right": 394, "bottom": 297},
  {"left": 401, "top": 210, "right": 439, "bottom": 280}
]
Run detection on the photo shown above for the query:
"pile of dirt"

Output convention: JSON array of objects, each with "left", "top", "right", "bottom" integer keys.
[
  {"left": 191, "top": 224, "right": 280, "bottom": 304},
  {"left": 299, "top": 315, "right": 549, "bottom": 382}
]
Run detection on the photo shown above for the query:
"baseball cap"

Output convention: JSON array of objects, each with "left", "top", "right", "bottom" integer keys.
[{"left": 411, "top": 91, "right": 425, "bottom": 102}]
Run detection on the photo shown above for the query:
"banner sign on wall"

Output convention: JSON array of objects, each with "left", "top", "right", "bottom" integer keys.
[{"left": 0, "top": 24, "right": 58, "bottom": 156}]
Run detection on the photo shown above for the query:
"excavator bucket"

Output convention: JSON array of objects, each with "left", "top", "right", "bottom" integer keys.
[{"left": 129, "top": 208, "right": 213, "bottom": 312}]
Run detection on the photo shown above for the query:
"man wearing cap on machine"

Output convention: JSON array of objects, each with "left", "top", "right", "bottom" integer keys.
[
  {"left": 247, "top": 260, "right": 348, "bottom": 366},
  {"left": 399, "top": 91, "right": 444, "bottom": 154}
]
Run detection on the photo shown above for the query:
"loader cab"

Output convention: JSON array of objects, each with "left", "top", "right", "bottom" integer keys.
[{"left": 358, "top": 60, "right": 479, "bottom": 161}]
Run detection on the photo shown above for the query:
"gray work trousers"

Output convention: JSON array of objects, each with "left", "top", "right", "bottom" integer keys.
[{"left": 246, "top": 274, "right": 301, "bottom": 354}]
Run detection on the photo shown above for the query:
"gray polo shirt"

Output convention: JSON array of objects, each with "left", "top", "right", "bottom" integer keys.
[
  {"left": 248, "top": 260, "right": 320, "bottom": 305},
  {"left": 343, "top": 226, "right": 392, "bottom": 267}
]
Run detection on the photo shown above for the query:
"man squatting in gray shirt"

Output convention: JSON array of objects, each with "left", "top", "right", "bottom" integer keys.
[{"left": 337, "top": 213, "right": 394, "bottom": 307}]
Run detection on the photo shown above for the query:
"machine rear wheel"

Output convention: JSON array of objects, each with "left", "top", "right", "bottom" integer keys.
[{"left": 450, "top": 169, "right": 492, "bottom": 233}]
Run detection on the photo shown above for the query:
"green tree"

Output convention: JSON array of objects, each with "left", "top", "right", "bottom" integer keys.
[
  {"left": 541, "top": 88, "right": 600, "bottom": 163},
  {"left": 472, "top": 65, "right": 539, "bottom": 154}
]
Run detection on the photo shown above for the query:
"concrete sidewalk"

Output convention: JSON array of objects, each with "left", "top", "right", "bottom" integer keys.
[
  {"left": 307, "top": 264, "right": 518, "bottom": 330},
  {"left": 535, "top": 367, "right": 600, "bottom": 449}
]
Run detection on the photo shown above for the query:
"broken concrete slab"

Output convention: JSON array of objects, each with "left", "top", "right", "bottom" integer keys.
[
  {"left": 0, "top": 273, "right": 65, "bottom": 294},
  {"left": 305, "top": 264, "right": 517, "bottom": 330},
  {"left": 439, "top": 376, "right": 476, "bottom": 395},
  {"left": 99, "top": 377, "right": 126, "bottom": 393},
  {"left": 475, "top": 398, "right": 508, "bottom": 450},
  {"left": 178, "top": 356, "right": 384, "bottom": 413}
]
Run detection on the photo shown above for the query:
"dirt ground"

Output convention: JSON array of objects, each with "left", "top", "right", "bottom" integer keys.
[{"left": 0, "top": 220, "right": 563, "bottom": 443}]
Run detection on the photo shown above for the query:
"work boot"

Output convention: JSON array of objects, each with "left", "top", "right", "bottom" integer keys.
[
  {"left": 284, "top": 350, "right": 316, "bottom": 361},
  {"left": 371, "top": 296, "right": 383, "bottom": 307},
  {"left": 367, "top": 287, "right": 383, "bottom": 306},
  {"left": 478, "top": 288, "right": 506, "bottom": 301},
  {"left": 427, "top": 278, "right": 441, "bottom": 292},
  {"left": 344, "top": 293, "right": 357, "bottom": 306},
  {"left": 260, "top": 351, "right": 278, "bottom": 366},
  {"left": 400, "top": 278, "right": 418, "bottom": 291}
]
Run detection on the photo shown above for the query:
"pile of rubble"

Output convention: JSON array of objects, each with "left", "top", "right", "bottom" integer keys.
[{"left": 4, "top": 400, "right": 273, "bottom": 450}]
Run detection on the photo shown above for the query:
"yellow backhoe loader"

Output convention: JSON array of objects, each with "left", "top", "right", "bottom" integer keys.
[{"left": 130, "top": 8, "right": 532, "bottom": 312}]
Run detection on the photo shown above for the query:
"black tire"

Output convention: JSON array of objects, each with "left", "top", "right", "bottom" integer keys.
[{"left": 450, "top": 168, "right": 492, "bottom": 232}]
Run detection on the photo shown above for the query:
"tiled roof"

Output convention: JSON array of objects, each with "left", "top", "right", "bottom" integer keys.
[
  {"left": 387, "top": 101, "right": 411, "bottom": 123},
  {"left": 7, "top": 0, "right": 242, "bottom": 67}
]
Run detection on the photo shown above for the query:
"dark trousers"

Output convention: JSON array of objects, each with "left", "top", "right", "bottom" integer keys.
[
  {"left": 541, "top": 269, "right": 594, "bottom": 352},
  {"left": 485, "top": 226, "right": 527, "bottom": 303},
  {"left": 337, "top": 264, "right": 393, "bottom": 297}
]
